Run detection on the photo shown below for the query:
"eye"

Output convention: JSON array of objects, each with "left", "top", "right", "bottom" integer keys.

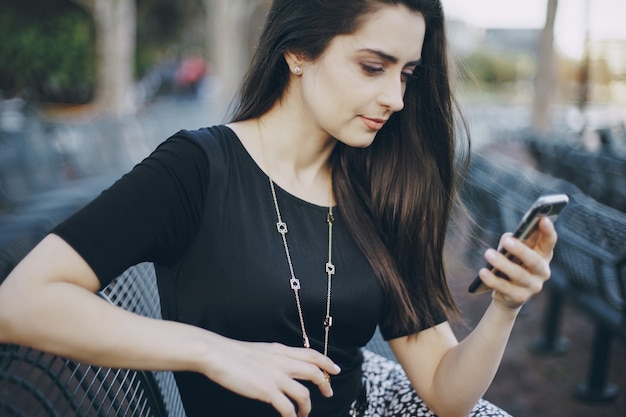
[
  {"left": 361, "top": 63, "right": 384, "bottom": 75},
  {"left": 401, "top": 68, "right": 419, "bottom": 82},
  {"left": 401, "top": 66, "right": 421, "bottom": 83}
]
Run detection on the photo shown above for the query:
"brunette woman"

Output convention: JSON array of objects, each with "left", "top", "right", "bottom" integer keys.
[{"left": 0, "top": 1, "right": 556, "bottom": 416}]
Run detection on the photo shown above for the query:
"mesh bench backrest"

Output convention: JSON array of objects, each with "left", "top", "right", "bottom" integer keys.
[
  {"left": 0, "top": 262, "right": 186, "bottom": 417},
  {"left": 554, "top": 194, "right": 626, "bottom": 312}
]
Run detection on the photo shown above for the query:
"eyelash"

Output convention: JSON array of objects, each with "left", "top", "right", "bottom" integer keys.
[
  {"left": 361, "top": 64, "right": 420, "bottom": 82},
  {"left": 402, "top": 71, "right": 420, "bottom": 82},
  {"left": 361, "top": 64, "right": 384, "bottom": 75}
]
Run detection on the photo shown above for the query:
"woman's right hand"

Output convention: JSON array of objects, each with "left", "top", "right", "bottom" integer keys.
[{"left": 200, "top": 338, "right": 341, "bottom": 417}]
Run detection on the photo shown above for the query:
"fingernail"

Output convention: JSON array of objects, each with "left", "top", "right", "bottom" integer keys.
[
  {"left": 485, "top": 249, "right": 497, "bottom": 261},
  {"left": 503, "top": 237, "right": 515, "bottom": 248},
  {"left": 333, "top": 364, "right": 341, "bottom": 373},
  {"left": 329, "top": 387, "right": 334, "bottom": 397}
]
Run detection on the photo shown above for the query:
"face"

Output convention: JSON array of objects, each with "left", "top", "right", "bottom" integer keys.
[{"left": 295, "top": 4, "right": 426, "bottom": 148}]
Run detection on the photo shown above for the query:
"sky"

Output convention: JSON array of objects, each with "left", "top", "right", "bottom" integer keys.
[{"left": 441, "top": 0, "right": 626, "bottom": 58}]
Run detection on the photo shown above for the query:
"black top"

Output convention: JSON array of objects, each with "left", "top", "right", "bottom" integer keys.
[{"left": 52, "top": 125, "right": 446, "bottom": 417}]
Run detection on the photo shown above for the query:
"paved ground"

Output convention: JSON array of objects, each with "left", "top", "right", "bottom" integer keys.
[{"left": 446, "top": 141, "right": 626, "bottom": 417}]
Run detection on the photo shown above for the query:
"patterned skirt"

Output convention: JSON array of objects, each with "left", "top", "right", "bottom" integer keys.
[{"left": 349, "top": 350, "right": 513, "bottom": 417}]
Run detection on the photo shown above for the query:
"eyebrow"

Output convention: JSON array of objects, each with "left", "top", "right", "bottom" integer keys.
[{"left": 358, "top": 48, "right": 422, "bottom": 67}]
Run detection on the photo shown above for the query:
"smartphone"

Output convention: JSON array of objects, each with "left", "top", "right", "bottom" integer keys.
[{"left": 468, "top": 194, "right": 569, "bottom": 294}]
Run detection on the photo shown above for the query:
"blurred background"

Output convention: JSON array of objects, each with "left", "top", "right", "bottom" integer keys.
[{"left": 0, "top": 1, "right": 624, "bottom": 416}]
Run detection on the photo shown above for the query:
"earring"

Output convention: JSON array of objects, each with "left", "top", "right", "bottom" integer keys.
[{"left": 293, "top": 66, "right": 302, "bottom": 74}]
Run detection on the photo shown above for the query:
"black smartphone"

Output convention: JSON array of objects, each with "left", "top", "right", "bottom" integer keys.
[{"left": 468, "top": 194, "right": 570, "bottom": 294}]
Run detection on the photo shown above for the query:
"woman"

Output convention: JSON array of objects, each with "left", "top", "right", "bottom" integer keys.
[{"left": 0, "top": 1, "right": 557, "bottom": 416}]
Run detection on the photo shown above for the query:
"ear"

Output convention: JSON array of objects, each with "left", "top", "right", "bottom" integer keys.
[{"left": 284, "top": 50, "right": 305, "bottom": 75}]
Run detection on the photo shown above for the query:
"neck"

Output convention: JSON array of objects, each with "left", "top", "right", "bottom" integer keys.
[
  {"left": 259, "top": 103, "right": 335, "bottom": 180},
  {"left": 252, "top": 103, "right": 336, "bottom": 206}
]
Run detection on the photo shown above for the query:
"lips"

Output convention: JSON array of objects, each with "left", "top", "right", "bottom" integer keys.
[{"left": 360, "top": 116, "right": 387, "bottom": 131}]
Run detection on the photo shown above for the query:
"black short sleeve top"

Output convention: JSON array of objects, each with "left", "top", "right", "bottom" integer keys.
[{"left": 52, "top": 125, "right": 445, "bottom": 417}]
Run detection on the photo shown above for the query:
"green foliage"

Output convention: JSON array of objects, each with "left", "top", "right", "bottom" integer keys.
[
  {"left": 0, "top": 0, "right": 205, "bottom": 104},
  {"left": 0, "top": 0, "right": 95, "bottom": 103}
]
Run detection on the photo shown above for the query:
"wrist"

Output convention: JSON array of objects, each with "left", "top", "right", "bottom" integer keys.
[
  {"left": 490, "top": 296, "right": 522, "bottom": 320},
  {"left": 167, "top": 323, "right": 221, "bottom": 375}
]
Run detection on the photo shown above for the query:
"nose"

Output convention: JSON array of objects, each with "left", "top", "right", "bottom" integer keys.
[{"left": 378, "top": 75, "right": 405, "bottom": 113}]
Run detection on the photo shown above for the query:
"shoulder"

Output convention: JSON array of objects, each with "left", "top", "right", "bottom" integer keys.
[
  {"left": 172, "top": 125, "right": 236, "bottom": 155},
  {"left": 166, "top": 125, "right": 242, "bottom": 173}
]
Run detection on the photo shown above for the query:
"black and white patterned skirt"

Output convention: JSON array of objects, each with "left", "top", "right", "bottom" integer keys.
[{"left": 349, "top": 350, "right": 513, "bottom": 417}]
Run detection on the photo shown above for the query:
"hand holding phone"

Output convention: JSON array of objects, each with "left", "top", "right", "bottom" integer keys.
[{"left": 468, "top": 194, "right": 569, "bottom": 294}]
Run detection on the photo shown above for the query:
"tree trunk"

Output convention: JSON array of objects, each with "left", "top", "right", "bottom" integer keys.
[
  {"left": 72, "top": 0, "right": 137, "bottom": 117},
  {"left": 531, "top": 0, "right": 559, "bottom": 133},
  {"left": 205, "top": 0, "right": 253, "bottom": 115}
]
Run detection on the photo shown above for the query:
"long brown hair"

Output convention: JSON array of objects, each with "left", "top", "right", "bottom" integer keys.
[{"left": 231, "top": 0, "right": 467, "bottom": 335}]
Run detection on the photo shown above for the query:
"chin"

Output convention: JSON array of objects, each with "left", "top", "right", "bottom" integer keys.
[
  {"left": 352, "top": 140, "right": 375, "bottom": 149},
  {"left": 336, "top": 132, "right": 377, "bottom": 149}
]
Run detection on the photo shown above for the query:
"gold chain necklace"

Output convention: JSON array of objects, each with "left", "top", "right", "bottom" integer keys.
[{"left": 258, "top": 122, "right": 335, "bottom": 382}]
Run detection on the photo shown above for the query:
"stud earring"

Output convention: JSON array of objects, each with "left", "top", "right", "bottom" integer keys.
[{"left": 293, "top": 66, "right": 302, "bottom": 74}]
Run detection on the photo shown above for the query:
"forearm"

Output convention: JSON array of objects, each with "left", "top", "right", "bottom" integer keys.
[
  {"left": 0, "top": 276, "right": 214, "bottom": 374},
  {"left": 433, "top": 301, "right": 519, "bottom": 416},
  {"left": 0, "top": 233, "right": 219, "bottom": 373}
]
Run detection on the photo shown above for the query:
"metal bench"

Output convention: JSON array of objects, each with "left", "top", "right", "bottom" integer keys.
[
  {"left": 524, "top": 133, "right": 626, "bottom": 213},
  {"left": 0, "top": 262, "right": 184, "bottom": 417}
]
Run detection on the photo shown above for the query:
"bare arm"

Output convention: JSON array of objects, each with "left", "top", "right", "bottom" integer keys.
[
  {"left": 389, "top": 218, "right": 557, "bottom": 417},
  {"left": 0, "top": 234, "right": 340, "bottom": 417}
]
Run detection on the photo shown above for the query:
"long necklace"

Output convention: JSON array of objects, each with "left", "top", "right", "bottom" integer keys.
[{"left": 259, "top": 122, "right": 335, "bottom": 382}]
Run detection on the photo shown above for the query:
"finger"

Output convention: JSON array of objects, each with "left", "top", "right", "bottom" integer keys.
[
  {"left": 257, "top": 344, "right": 337, "bottom": 394},
  {"left": 256, "top": 343, "right": 340, "bottom": 399},
  {"left": 258, "top": 372, "right": 310, "bottom": 417},
  {"left": 481, "top": 243, "right": 549, "bottom": 299},
  {"left": 496, "top": 232, "right": 514, "bottom": 251},
  {"left": 484, "top": 246, "right": 545, "bottom": 292},
  {"left": 266, "top": 343, "right": 342, "bottom": 378},
  {"left": 268, "top": 393, "right": 297, "bottom": 417},
  {"left": 535, "top": 217, "right": 558, "bottom": 258},
  {"left": 479, "top": 267, "right": 539, "bottom": 308},
  {"left": 274, "top": 378, "right": 312, "bottom": 417},
  {"left": 268, "top": 391, "right": 299, "bottom": 417},
  {"left": 285, "top": 362, "right": 334, "bottom": 398},
  {"left": 500, "top": 237, "right": 551, "bottom": 280},
  {"left": 480, "top": 263, "right": 543, "bottom": 296},
  {"left": 273, "top": 351, "right": 335, "bottom": 398},
  {"left": 299, "top": 348, "right": 342, "bottom": 377}
]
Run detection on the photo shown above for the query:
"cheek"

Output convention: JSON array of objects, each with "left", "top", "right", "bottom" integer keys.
[
  {"left": 302, "top": 67, "right": 367, "bottom": 122},
  {"left": 301, "top": 74, "right": 346, "bottom": 124}
]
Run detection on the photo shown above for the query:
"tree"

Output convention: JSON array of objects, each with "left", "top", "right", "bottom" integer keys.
[
  {"left": 531, "top": 0, "right": 559, "bottom": 133},
  {"left": 71, "top": 0, "right": 136, "bottom": 116},
  {"left": 0, "top": 0, "right": 95, "bottom": 103},
  {"left": 204, "top": 0, "right": 263, "bottom": 112}
]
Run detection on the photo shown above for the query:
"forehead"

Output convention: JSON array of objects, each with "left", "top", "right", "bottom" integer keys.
[{"left": 334, "top": 4, "right": 426, "bottom": 63}]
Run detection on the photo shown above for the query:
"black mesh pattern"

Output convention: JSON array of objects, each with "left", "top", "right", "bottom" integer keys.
[
  {"left": 554, "top": 194, "right": 626, "bottom": 312},
  {"left": 0, "top": 262, "right": 186, "bottom": 417},
  {"left": 100, "top": 262, "right": 187, "bottom": 417},
  {"left": 100, "top": 263, "right": 162, "bottom": 321},
  {"left": 460, "top": 153, "right": 582, "bottom": 263},
  {"left": 0, "top": 344, "right": 165, "bottom": 417}
]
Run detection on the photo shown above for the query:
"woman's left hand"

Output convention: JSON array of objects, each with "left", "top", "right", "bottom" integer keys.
[{"left": 478, "top": 217, "right": 558, "bottom": 310}]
